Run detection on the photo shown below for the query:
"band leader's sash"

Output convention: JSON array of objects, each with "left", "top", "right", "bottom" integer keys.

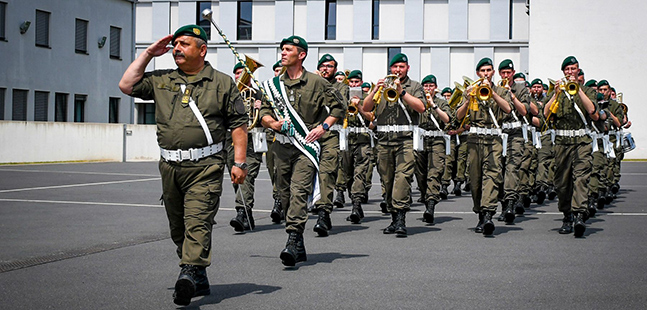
[{"left": 263, "top": 76, "right": 321, "bottom": 204}]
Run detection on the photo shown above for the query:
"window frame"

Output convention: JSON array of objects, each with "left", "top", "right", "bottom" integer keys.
[
  {"left": 109, "top": 26, "right": 121, "bottom": 60},
  {"left": 0, "top": 2, "right": 7, "bottom": 41},
  {"left": 109, "top": 97, "right": 120, "bottom": 123},
  {"left": 35, "top": 9, "right": 51, "bottom": 48},
  {"left": 12, "top": 89, "right": 28, "bottom": 121},
  {"left": 237, "top": 1, "right": 252, "bottom": 41},
  {"left": 75, "top": 18, "right": 89, "bottom": 54},
  {"left": 55, "top": 92, "right": 68, "bottom": 122},
  {"left": 325, "top": 0, "right": 337, "bottom": 40},
  {"left": 196, "top": 1, "right": 211, "bottom": 40},
  {"left": 372, "top": 0, "right": 380, "bottom": 40},
  {"left": 74, "top": 94, "right": 86, "bottom": 122},
  {"left": 34, "top": 91, "right": 49, "bottom": 122}
]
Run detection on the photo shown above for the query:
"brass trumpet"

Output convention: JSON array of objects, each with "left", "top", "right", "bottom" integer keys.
[
  {"left": 347, "top": 101, "right": 359, "bottom": 116},
  {"left": 372, "top": 74, "right": 400, "bottom": 103},
  {"left": 469, "top": 78, "right": 492, "bottom": 102},
  {"left": 548, "top": 77, "right": 579, "bottom": 97},
  {"left": 498, "top": 78, "right": 509, "bottom": 87}
]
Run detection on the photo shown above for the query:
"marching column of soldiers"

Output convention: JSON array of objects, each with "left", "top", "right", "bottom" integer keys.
[{"left": 125, "top": 24, "right": 633, "bottom": 306}]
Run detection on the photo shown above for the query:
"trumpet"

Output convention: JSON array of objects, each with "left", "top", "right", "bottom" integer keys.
[
  {"left": 372, "top": 74, "right": 400, "bottom": 103},
  {"left": 548, "top": 77, "right": 579, "bottom": 97},
  {"left": 347, "top": 101, "right": 359, "bottom": 116},
  {"left": 498, "top": 78, "right": 509, "bottom": 87},
  {"left": 424, "top": 90, "right": 434, "bottom": 109},
  {"left": 468, "top": 78, "right": 492, "bottom": 102}
]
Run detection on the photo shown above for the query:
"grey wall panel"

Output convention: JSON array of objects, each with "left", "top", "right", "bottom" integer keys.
[
  {"left": 490, "top": 0, "right": 510, "bottom": 41},
  {"left": 448, "top": 0, "right": 468, "bottom": 42},
  {"left": 275, "top": 0, "right": 295, "bottom": 41},
  {"left": 405, "top": 0, "right": 424, "bottom": 42}
]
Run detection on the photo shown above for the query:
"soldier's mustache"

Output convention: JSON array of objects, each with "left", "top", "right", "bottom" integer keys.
[{"left": 173, "top": 51, "right": 185, "bottom": 58}]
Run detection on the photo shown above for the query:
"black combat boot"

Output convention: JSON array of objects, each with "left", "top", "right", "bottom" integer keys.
[
  {"left": 173, "top": 264, "right": 198, "bottom": 306},
  {"left": 383, "top": 212, "right": 397, "bottom": 234},
  {"left": 515, "top": 198, "right": 526, "bottom": 215},
  {"left": 548, "top": 187, "right": 557, "bottom": 200},
  {"left": 503, "top": 199, "right": 515, "bottom": 223},
  {"left": 439, "top": 185, "right": 449, "bottom": 200},
  {"left": 423, "top": 200, "right": 436, "bottom": 224},
  {"left": 380, "top": 198, "right": 389, "bottom": 214},
  {"left": 482, "top": 211, "right": 495, "bottom": 236},
  {"left": 588, "top": 194, "right": 598, "bottom": 217},
  {"left": 463, "top": 182, "right": 471, "bottom": 193},
  {"left": 313, "top": 209, "right": 332, "bottom": 237},
  {"left": 194, "top": 266, "right": 211, "bottom": 297},
  {"left": 558, "top": 212, "right": 574, "bottom": 234},
  {"left": 394, "top": 209, "right": 407, "bottom": 237},
  {"left": 573, "top": 212, "right": 586, "bottom": 237},
  {"left": 596, "top": 189, "right": 606, "bottom": 210},
  {"left": 536, "top": 186, "right": 547, "bottom": 205},
  {"left": 521, "top": 195, "right": 531, "bottom": 211},
  {"left": 605, "top": 188, "right": 614, "bottom": 204},
  {"left": 348, "top": 199, "right": 364, "bottom": 224},
  {"left": 280, "top": 232, "right": 307, "bottom": 266},
  {"left": 230, "top": 208, "right": 255, "bottom": 232},
  {"left": 333, "top": 189, "right": 346, "bottom": 208},
  {"left": 474, "top": 213, "right": 484, "bottom": 233},
  {"left": 270, "top": 198, "right": 283, "bottom": 224},
  {"left": 452, "top": 181, "right": 463, "bottom": 196},
  {"left": 611, "top": 182, "right": 620, "bottom": 194}
]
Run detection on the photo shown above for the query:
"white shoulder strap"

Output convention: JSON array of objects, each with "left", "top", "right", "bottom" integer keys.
[{"left": 181, "top": 84, "right": 213, "bottom": 145}]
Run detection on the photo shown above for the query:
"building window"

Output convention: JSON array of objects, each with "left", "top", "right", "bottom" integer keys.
[
  {"left": 0, "top": 2, "right": 7, "bottom": 41},
  {"left": 74, "top": 94, "right": 86, "bottom": 122},
  {"left": 12, "top": 89, "right": 28, "bottom": 121},
  {"left": 75, "top": 19, "right": 88, "bottom": 54},
  {"left": 0, "top": 88, "right": 5, "bottom": 120},
  {"left": 34, "top": 91, "right": 48, "bottom": 121},
  {"left": 110, "top": 26, "right": 121, "bottom": 59},
  {"left": 237, "top": 1, "right": 252, "bottom": 40},
  {"left": 325, "top": 0, "right": 337, "bottom": 40},
  {"left": 55, "top": 92, "right": 68, "bottom": 122},
  {"left": 387, "top": 47, "right": 401, "bottom": 71},
  {"left": 372, "top": 0, "right": 380, "bottom": 40},
  {"left": 137, "top": 103, "right": 156, "bottom": 124},
  {"left": 109, "top": 97, "right": 120, "bottom": 123},
  {"left": 35, "top": 9, "right": 50, "bottom": 47},
  {"left": 196, "top": 1, "right": 211, "bottom": 40}
]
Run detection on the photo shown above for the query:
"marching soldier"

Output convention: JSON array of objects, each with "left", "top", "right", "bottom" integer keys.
[
  {"left": 362, "top": 53, "right": 426, "bottom": 237},
  {"left": 118, "top": 25, "right": 248, "bottom": 305},
  {"left": 415, "top": 74, "right": 452, "bottom": 223},
  {"left": 269, "top": 60, "right": 284, "bottom": 224},
  {"left": 528, "top": 78, "right": 553, "bottom": 204},
  {"left": 545, "top": 56, "right": 598, "bottom": 238},
  {"left": 260, "top": 36, "right": 345, "bottom": 266},
  {"left": 456, "top": 58, "right": 512, "bottom": 236},
  {"left": 596, "top": 80, "right": 624, "bottom": 207},
  {"left": 226, "top": 61, "right": 265, "bottom": 232},
  {"left": 313, "top": 54, "right": 349, "bottom": 236}
]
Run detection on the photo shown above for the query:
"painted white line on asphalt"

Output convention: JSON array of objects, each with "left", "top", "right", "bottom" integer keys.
[
  {"left": 0, "top": 168, "right": 159, "bottom": 177},
  {"left": 0, "top": 178, "right": 161, "bottom": 193}
]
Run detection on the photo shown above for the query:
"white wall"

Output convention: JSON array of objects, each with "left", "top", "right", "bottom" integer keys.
[
  {"left": 529, "top": 0, "right": 646, "bottom": 159},
  {"left": 0, "top": 121, "right": 158, "bottom": 163}
]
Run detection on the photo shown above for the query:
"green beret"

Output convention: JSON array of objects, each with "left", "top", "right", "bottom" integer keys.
[
  {"left": 476, "top": 57, "right": 493, "bottom": 70},
  {"left": 530, "top": 78, "right": 543, "bottom": 86},
  {"left": 172, "top": 24, "right": 208, "bottom": 44},
  {"left": 610, "top": 87, "right": 616, "bottom": 93},
  {"left": 441, "top": 87, "right": 453, "bottom": 95},
  {"left": 389, "top": 53, "right": 408, "bottom": 67},
  {"left": 335, "top": 71, "right": 346, "bottom": 77},
  {"left": 272, "top": 60, "right": 282, "bottom": 70},
  {"left": 361, "top": 82, "right": 371, "bottom": 88},
  {"left": 584, "top": 79, "right": 597, "bottom": 88},
  {"left": 280, "top": 35, "right": 308, "bottom": 53},
  {"left": 597, "top": 79, "right": 609, "bottom": 88},
  {"left": 233, "top": 62, "right": 245, "bottom": 74},
  {"left": 513, "top": 72, "right": 526, "bottom": 80},
  {"left": 578, "top": 69, "right": 585, "bottom": 76},
  {"left": 348, "top": 70, "right": 362, "bottom": 80},
  {"left": 498, "top": 59, "right": 514, "bottom": 71},
  {"left": 318, "top": 54, "right": 337, "bottom": 69},
  {"left": 525, "top": 81, "right": 530, "bottom": 88},
  {"left": 542, "top": 83, "right": 548, "bottom": 90},
  {"left": 421, "top": 74, "right": 437, "bottom": 85},
  {"left": 561, "top": 56, "right": 578, "bottom": 70}
]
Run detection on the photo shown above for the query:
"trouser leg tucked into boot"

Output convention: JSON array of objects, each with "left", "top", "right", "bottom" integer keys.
[
  {"left": 558, "top": 212, "right": 574, "bottom": 234},
  {"left": 395, "top": 209, "right": 407, "bottom": 237},
  {"left": 280, "top": 232, "right": 307, "bottom": 266},
  {"left": 347, "top": 199, "right": 364, "bottom": 224},
  {"left": 423, "top": 200, "right": 436, "bottom": 224},
  {"left": 313, "top": 209, "right": 332, "bottom": 237},
  {"left": 230, "top": 208, "right": 254, "bottom": 232}
]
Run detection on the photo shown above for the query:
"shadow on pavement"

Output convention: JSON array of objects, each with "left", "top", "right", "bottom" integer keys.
[
  {"left": 178, "top": 282, "right": 282, "bottom": 309},
  {"left": 284, "top": 252, "right": 369, "bottom": 270}
]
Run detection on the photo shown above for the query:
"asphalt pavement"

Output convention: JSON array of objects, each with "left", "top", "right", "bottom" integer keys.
[{"left": 1, "top": 160, "right": 646, "bottom": 309}]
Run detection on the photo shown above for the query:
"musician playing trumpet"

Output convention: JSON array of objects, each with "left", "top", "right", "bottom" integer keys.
[
  {"left": 414, "top": 74, "right": 452, "bottom": 224},
  {"left": 544, "top": 56, "right": 598, "bottom": 238},
  {"left": 455, "top": 57, "right": 512, "bottom": 236}
]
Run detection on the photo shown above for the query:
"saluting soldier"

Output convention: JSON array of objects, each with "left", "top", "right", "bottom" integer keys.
[
  {"left": 456, "top": 58, "right": 512, "bottom": 236},
  {"left": 260, "top": 36, "right": 345, "bottom": 266},
  {"left": 362, "top": 53, "right": 426, "bottom": 237},
  {"left": 118, "top": 25, "right": 248, "bottom": 306},
  {"left": 545, "top": 56, "right": 598, "bottom": 238}
]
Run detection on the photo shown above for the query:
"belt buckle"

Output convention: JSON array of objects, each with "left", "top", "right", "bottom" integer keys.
[
  {"left": 190, "top": 148, "right": 200, "bottom": 161},
  {"left": 180, "top": 150, "right": 190, "bottom": 161}
]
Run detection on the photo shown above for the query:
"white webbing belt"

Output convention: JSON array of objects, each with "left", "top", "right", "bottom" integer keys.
[
  {"left": 348, "top": 127, "right": 370, "bottom": 134},
  {"left": 181, "top": 85, "right": 213, "bottom": 145},
  {"left": 376, "top": 125, "right": 416, "bottom": 132},
  {"left": 160, "top": 142, "right": 224, "bottom": 162},
  {"left": 275, "top": 133, "right": 292, "bottom": 144},
  {"left": 555, "top": 129, "right": 589, "bottom": 137}
]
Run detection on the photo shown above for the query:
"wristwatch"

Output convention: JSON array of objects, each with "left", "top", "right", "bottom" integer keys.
[
  {"left": 234, "top": 162, "right": 248, "bottom": 170},
  {"left": 400, "top": 89, "right": 407, "bottom": 98},
  {"left": 322, "top": 122, "right": 330, "bottom": 131}
]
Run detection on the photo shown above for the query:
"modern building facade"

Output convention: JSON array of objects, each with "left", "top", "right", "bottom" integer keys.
[
  {"left": 0, "top": 0, "right": 135, "bottom": 124},
  {"left": 133, "top": 0, "right": 530, "bottom": 122}
]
